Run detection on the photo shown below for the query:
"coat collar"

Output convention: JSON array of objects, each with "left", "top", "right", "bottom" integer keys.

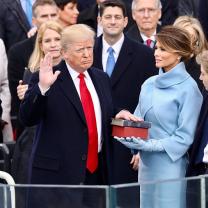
[
  {"left": 155, "top": 62, "right": 190, "bottom": 88},
  {"left": 55, "top": 60, "right": 106, "bottom": 126},
  {"left": 94, "top": 35, "right": 134, "bottom": 87}
]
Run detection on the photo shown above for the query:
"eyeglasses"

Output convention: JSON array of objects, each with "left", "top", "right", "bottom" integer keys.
[
  {"left": 135, "top": 8, "right": 158, "bottom": 16},
  {"left": 102, "top": 15, "right": 124, "bottom": 21}
]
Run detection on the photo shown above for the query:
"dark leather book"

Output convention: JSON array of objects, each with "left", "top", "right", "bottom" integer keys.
[{"left": 111, "top": 118, "right": 151, "bottom": 128}]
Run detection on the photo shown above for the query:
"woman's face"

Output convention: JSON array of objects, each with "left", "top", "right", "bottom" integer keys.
[
  {"left": 59, "top": 3, "right": 79, "bottom": 26},
  {"left": 41, "top": 28, "right": 61, "bottom": 59},
  {"left": 154, "top": 41, "right": 180, "bottom": 72},
  {"left": 199, "top": 65, "right": 208, "bottom": 90}
]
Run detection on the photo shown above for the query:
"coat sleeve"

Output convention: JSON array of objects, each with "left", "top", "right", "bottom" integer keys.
[
  {"left": 19, "top": 72, "right": 48, "bottom": 126},
  {"left": 160, "top": 86, "right": 203, "bottom": 161}
]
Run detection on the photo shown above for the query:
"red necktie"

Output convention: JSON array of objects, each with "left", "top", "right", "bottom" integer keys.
[
  {"left": 146, "top": 39, "right": 152, "bottom": 47},
  {"left": 78, "top": 73, "right": 98, "bottom": 173}
]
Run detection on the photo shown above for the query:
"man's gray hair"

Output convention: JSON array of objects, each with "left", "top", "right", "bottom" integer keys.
[{"left": 132, "top": 0, "right": 162, "bottom": 10}]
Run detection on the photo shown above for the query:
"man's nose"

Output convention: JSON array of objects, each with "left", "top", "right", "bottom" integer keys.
[{"left": 110, "top": 17, "right": 116, "bottom": 24}]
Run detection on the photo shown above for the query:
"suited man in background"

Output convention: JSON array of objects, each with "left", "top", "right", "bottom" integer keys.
[
  {"left": 0, "top": 0, "right": 31, "bottom": 52},
  {"left": 8, "top": 0, "right": 59, "bottom": 139},
  {"left": 77, "top": 0, "right": 134, "bottom": 36},
  {"left": 126, "top": 0, "right": 162, "bottom": 48},
  {"left": 93, "top": 0, "right": 157, "bottom": 185}
]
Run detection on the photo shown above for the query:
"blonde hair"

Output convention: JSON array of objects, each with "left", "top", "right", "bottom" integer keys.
[
  {"left": 196, "top": 50, "right": 208, "bottom": 73},
  {"left": 61, "top": 24, "right": 95, "bottom": 52},
  {"left": 174, "top": 16, "right": 208, "bottom": 56},
  {"left": 28, "top": 21, "right": 63, "bottom": 72},
  {"left": 156, "top": 26, "right": 194, "bottom": 62}
]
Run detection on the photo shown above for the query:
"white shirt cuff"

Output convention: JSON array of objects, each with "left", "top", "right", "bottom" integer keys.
[{"left": 38, "top": 83, "right": 50, "bottom": 96}]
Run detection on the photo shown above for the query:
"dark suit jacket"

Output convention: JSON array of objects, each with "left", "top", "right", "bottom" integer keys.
[
  {"left": 186, "top": 57, "right": 203, "bottom": 92},
  {"left": 178, "top": 0, "right": 198, "bottom": 17},
  {"left": 0, "top": 0, "right": 30, "bottom": 51},
  {"left": 160, "top": 0, "right": 179, "bottom": 25},
  {"left": 20, "top": 60, "right": 114, "bottom": 184},
  {"left": 198, "top": 0, "right": 208, "bottom": 40},
  {"left": 126, "top": 23, "right": 161, "bottom": 45},
  {"left": 8, "top": 35, "right": 36, "bottom": 137},
  {"left": 77, "top": 0, "right": 96, "bottom": 12},
  {"left": 186, "top": 90, "right": 208, "bottom": 177},
  {"left": 93, "top": 35, "right": 157, "bottom": 184}
]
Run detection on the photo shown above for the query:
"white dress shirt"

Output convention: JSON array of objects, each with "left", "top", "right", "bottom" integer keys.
[
  {"left": 141, "top": 31, "right": 156, "bottom": 45},
  {"left": 66, "top": 63, "right": 102, "bottom": 152},
  {"left": 102, "top": 34, "right": 124, "bottom": 73},
  {"left": 203, "top": 144, "right": 208, "bottom": 163}
]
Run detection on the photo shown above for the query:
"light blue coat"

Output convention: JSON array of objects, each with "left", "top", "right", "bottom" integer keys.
[{"left": 134, "top": 62, "right": 202, "bottom": 208}]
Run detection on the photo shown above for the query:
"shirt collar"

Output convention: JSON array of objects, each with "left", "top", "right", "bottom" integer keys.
[
  {"left": 65, "top": 61, "right": 89, "bottom": 81},
  {"left": 102, "top": 34, "right": 124, "bottom": 56},
  {"left": 141, "top": 31, "right": 156, "bottom": 42}
]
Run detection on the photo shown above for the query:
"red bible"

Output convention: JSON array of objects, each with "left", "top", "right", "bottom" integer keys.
[{"left": 111, "top": 119, "right": 151, "bottom": 139}]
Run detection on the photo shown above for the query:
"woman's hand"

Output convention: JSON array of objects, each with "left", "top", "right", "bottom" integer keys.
[
  {"left": 115, "top": 137, "right": 144, "bottom": 150},
  {"left": 115, "top": 110, "right": 142, "bottom": 122},
  {"left": 17, "top": 80, "right": 28, "bottom": 100},
  {"left": 27, "top": 26, "right": 37, "bottom": 38},
  {"left": 115, "top": 137, "right": 164, "bottom": 152},
  {"left": 130, "top": 153, "right": 140, "bottom": 170}
]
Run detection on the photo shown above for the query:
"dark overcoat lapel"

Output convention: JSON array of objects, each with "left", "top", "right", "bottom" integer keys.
[{"left": 57, "top": 61, "right": 86, "bottom": 124}]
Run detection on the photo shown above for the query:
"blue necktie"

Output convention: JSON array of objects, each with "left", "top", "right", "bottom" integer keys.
[
  {"left": 106, "top": 47, "right": 115, "bottom": 77},
  {"left": 26, "top": 0, "right": 33, "bottom": 26}
]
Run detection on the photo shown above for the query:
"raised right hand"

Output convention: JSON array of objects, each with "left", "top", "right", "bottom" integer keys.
[{"left": 39, "top": 53, "right": 60, "bottom": 90}]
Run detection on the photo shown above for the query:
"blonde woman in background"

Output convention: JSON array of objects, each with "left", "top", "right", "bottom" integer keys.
[
  {"left": 17, "top": 21, "right": 63, "bottom": 100},
  {"left": 12, "top": 21, "right": 63, "bottom": 186},
  {"left": 174, "top": 15, "right": 208, "bottom": 91}
]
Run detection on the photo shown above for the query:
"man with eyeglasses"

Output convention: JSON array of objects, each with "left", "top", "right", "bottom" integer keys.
[
  {"left": 77, "top": 0, "right": 134, "bottom": 36},
  {"left": 126, "top": 0, "right": 162, "bottom": 48},
  {"left": 93, "top": 0, "right": 157, "bottom": 187}
]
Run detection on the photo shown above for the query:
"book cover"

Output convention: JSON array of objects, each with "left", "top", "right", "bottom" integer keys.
[
  {"left": 112, "top": 126, "right": 148, "bottom": 139},
  {"left": 111, "top": 118, "right": 151, "bottom": 129}
]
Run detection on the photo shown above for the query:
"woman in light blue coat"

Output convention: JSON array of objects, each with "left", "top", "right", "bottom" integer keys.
[{"left": 116, "top": 26, "right": 203, "bottom": 208}]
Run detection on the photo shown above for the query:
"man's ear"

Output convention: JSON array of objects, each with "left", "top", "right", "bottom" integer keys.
[
  {"left": 132, "top": 10, "right": 136, "bottom": 21},
  {"left": 124, "top": 16, "right": 128, "bottom": 28},
  {"left": 158, "top": 9, "right": 162, "bottom": 20},
  {"left": 32, "top": 17, "right": 37, "bottom": 27},
  {"left": 61, "top": 49, "right": 68, "bottom": 61}
]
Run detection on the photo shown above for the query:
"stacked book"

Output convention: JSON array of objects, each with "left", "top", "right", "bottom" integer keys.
[{"left": 111, "top": 118, "right": 151, "bottom": 139}]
